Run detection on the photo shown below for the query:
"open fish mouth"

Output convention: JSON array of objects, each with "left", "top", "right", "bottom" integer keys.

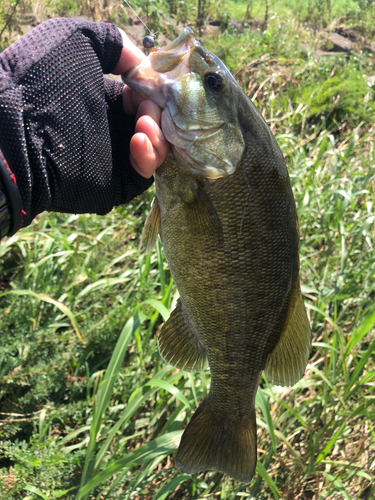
[
  {"left": 123, "top": 28, "right": 198, "bottom": 108},
  {"left": 122, "top": 28, "right": 245, "bottom": 178}
]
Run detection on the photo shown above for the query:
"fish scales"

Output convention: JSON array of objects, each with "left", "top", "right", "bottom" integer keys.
[
  {"left": 157, "top": 162, "right": 296, "bottom": 401},
  {"left": 123, "top": 28, "right": 311, "bottom": 482}
]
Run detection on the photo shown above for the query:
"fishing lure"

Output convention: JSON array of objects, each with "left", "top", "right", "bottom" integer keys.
[
  {"left": 143, "top": 34, "right": 156, "bottom": 48},
  {"left": 123, "top": 0, "right": 158, "bottom": 49}
]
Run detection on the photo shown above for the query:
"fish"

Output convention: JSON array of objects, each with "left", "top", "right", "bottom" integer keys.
[{"left": 122, "top": 28, "right": 311, "bottom": 483}]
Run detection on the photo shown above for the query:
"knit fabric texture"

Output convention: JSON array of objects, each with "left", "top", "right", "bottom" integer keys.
[{"left": 0, "top": 18, "right": 153, "bottom": 227}]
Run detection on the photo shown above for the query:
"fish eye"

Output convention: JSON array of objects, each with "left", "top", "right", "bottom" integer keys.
[{"left": 204, "top": 72, "right": 225, "bottom": 92}]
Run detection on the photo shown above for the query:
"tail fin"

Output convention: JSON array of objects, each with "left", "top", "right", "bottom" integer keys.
[{"left": 175, "top": 400, "right": 257, "bottom": 483}]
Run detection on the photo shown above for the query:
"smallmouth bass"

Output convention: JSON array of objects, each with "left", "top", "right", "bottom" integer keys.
[{"left": 123, "top": 28, "right": 311, "bottom": 483}]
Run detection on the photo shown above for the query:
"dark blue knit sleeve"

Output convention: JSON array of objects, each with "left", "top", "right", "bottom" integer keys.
[{"left": 0, "top": 18, "right": 153, "bottom": 231}]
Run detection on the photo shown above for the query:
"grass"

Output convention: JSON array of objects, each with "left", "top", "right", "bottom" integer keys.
[
  {"left": 222, "top": 0, "right": 360, "bottom": 25},
  {"left": 1, "top": 1, "right": 375, "bottom": 499}
]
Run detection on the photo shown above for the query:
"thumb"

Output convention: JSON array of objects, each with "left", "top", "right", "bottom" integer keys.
[{"left": 112, "top": 29, "right": 146, "bottom": 75}]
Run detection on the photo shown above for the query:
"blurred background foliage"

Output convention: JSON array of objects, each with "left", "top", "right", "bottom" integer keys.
[{"left": 1, "top": 0, "right": 375, "bottom": 499}]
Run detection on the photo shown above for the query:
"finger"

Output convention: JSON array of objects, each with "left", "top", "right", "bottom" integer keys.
[
  {"left": 122, "top": 85, "right": 147, "bottom": 115},
  {"left": 129, "top": 133, "right": 166, "bottom": 178},
  {"left": 135, "top": 111, "right": 169, "bottom": 161},
  {"left": 130, "top": 115, "right": 169, "bottom": 178},
  {"left": 135, "top": 99, "right": 162, "bottom": 126},
  {"left": 112, "top": 29, "right": 145, "bottom": 75},
  {"left": 129, "top": 135, "right": 155, "bottom": 178}
]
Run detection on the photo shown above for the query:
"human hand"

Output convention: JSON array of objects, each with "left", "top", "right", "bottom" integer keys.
[
  {"left": 0, "top": 18, "right": 168, "bottom": 232},
  {"left": 113, "top": 31, "right": 169, "bottom": 179}
]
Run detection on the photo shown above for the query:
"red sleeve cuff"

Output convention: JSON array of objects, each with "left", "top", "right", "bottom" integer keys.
[{"left": 0, "top": 150, "right": 24, "bottom": 235}]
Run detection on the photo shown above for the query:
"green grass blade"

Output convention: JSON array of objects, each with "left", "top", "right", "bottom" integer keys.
[
  {"left": 52, "top": 489, "right": 77, "bottom": 498},
  {"left": 153, "top": 473, "right": 192, "bottom": 500},
  {"left": 23, "top": 485, "right": 50, "bottom": 500},
  {"left": 315, "top": 420, "right": 346, "bottom": 464},
  {"left": 0, "top": 289, "right": 85, "bottom": 344},
  {"left": 142, "top": 298, "right": 171, "bottom": 322},
  {"left": 276, "top": 398, "right": 309, "bottom": 429},
  {"left": 144, "top": 379, "right": 194, "bottom": 411},
  {"left": 324, "top": 473, "right": 352, "bottom": 500},
  {"left": 77, "top": 431, "right": 182, "bottom": 498},
  {"left": 80, "top": 313, "right": 144, "bottom": 492},
  {"left": 94, "top": 315, "right": 143, "bottom": 430},
  {"left": 345, "top": 307, "right": 375, "bottom": 356},
  {"left": 92, "top": 367, "right": 173, "bottom": 473},
  {"left": 344, "top": 337, "right": 375, "bottom": 401},
  {"left": 256, "top": 460, "right": 281, "bottom": 499},
  {"left": 256, "top": 388, "right": 277, "bottom": 453}
]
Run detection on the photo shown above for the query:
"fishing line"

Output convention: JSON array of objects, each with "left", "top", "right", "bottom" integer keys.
[{"left": 123, "top": 0, "right": 158, "bottom": 48}]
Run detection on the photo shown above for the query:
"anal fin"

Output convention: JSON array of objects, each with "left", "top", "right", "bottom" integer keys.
[
  {"left": 264, "top": 287, "right": 311, "bottom": 387},
  {"left": 140, "top": 197, "right": 161, "bottom": 253},
  {"left": 158, "top": 299, "right": 207, "bottom": 372}
]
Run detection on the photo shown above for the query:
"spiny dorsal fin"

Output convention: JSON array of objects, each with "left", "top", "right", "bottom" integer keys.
[
  {"left": 264, "top": 286, "right": 311, "bottom": 387},
  {"left": 158, "top": 299, "right": 207, "bottom": 372},
  {"left": 139, "top": 197, "right": 161, "bottom": 253}
]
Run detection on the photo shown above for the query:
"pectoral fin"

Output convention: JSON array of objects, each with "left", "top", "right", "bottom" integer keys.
[
  {"left": 139, "top": 197, "right": 161, "bottom": 253},
  {"left": 158, "top": 299, "right": 207, "bottom": 372},
  {"left": 181, "top": 184, "right": 224, "bottom": 245},
  {"left": 265, "top": 287, "right": 311, "bottom": 387}
]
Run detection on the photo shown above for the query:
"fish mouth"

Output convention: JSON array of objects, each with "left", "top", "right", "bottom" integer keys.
[
  {"left": 161, "top": 107, "right": 235, "bottom": 178},
  {"left": 123, "top": 28, "right": 198, "bottom": 108},
  {"left": 123, "top": 29, "right": 244, "bottom": 178}
]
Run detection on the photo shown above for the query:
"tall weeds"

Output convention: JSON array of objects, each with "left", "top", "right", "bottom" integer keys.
[{"left": 1, "top": 4, "right": 375, "bottom": 500}]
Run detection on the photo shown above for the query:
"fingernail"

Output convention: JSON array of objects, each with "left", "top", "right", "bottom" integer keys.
[
  {"left": 144, "top": 136, "right": 153, "bottom": 153},
  {"left": 153, "top": 121, "right": 165, "bottom": 143}
]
